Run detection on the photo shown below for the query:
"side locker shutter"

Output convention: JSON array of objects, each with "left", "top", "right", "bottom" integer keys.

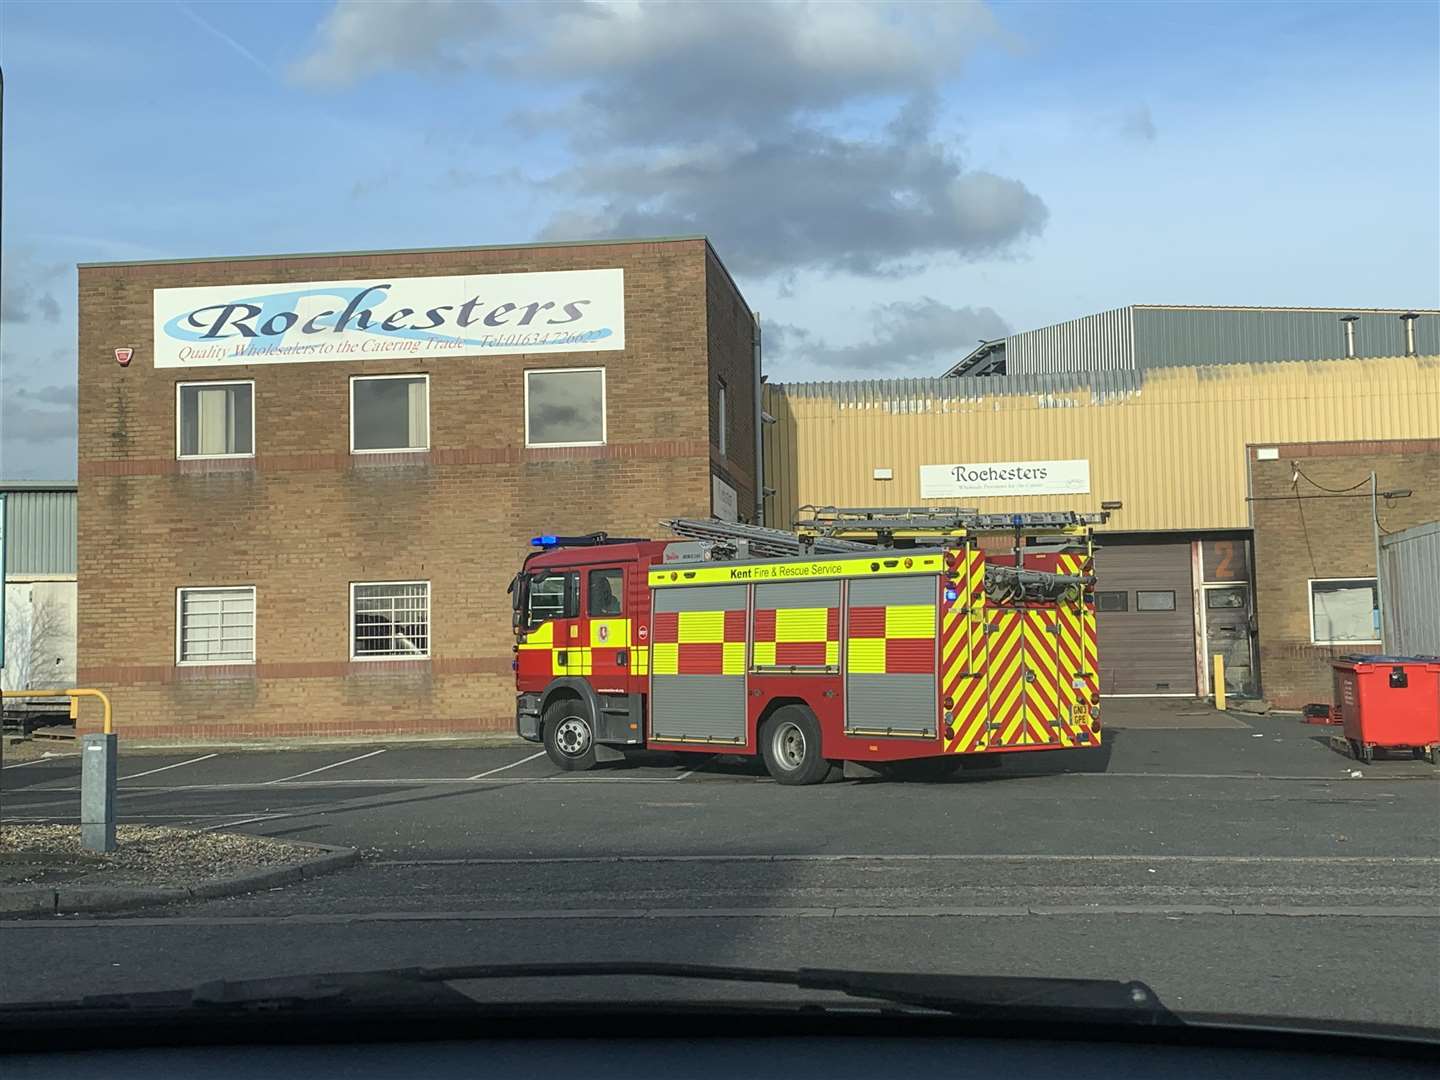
[
  {"left": 1053, "top": 552, "right": 1085, "bottom": 747},
  {"left": 1022, "top": 607, "right": 1062, "bottom": 746},
  {"left": 649, "top": 583, "right": 748, "bottom": 744},
  {"left": 987, "top": 604, "right": 1027, "bottom": 748},
  {"left": 945, "top": 548, "right": 990, "bottom": 754},
  {"left": 845, "top": 575, "right": 937, "bottom": 736}
]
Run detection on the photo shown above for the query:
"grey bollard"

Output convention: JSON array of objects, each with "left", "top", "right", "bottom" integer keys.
[{"left": 80, "top": 732, "right": 117, "bottom": 853}]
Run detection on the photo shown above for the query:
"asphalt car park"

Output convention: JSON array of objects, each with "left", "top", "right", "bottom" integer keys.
[{"left": 2, "top": 712, "right": 1437, "bottom": 1028}]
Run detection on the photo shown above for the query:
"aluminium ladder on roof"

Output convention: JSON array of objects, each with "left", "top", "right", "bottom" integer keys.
[
  {"left": 661, "top": 516, "right": 1095, "bottom": 604},
  {"left": 662, "top": 518, "right": 875, "bottom": 558}
]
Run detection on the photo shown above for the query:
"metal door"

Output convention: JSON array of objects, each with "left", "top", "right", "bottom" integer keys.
[
  {"left": 987, "top": 606, "right": 1062, "bottom": 748},
  {"left": 585, "top": 566, "right": 632, "bottom": 693},
  {"left": 1202, "top": 584, "right": 1257, "bottom": 698}
]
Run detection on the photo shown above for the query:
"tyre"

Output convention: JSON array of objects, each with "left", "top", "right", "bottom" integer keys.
[
  {"left": 543, "top": 698, "right": 597, "bottom": 771},
  {"left": 882, "top": 756, "right": 965, "bottom": 782},
  {"left": 759, "top": 705, "right": 831, "bottom": 786}
]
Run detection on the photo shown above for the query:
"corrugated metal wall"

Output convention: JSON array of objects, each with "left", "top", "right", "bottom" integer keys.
[
  {"left": 1379, "top": 521, "right": 1440, "bottom": 657},
  {"left": 764, "top": 355, "right": 1439, "bottom": 533},
  {"left": 2, "top": 488, "right": 77, "bottom": 577},
  {"left": 981, "top": 307, "right": 1439, "bottom": 378},
  {"left": 1134, "top": 308, "right": 1440, "bottom": 368},
  {"left": 1004, "top": 306, "right": 1135, "bottom": 375}
]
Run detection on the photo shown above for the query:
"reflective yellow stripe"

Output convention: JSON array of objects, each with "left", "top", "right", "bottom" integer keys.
[
  {"left": 753, "top": 641, "right": 776, "bottom": 666},
  {"left": 651, "top": 642, "right": 678, "bottom": 675},
  {"left": 551, "top": 647, "right": 592, "bottom": 676},
  {"left": 633, "top": 645, "right": 649, "bottom": 675},
  {"left": 775, "top": 607, "right": 826, "bottom": 642},
  {"left": 519, "top": 621, "right": 555, "bottom": 649},
  {"left": 825, "top": 640, "right": 838, "bottom": 666},
  {"left": 677, "top": 610, "right": 725, "bottom": 643},
  {"left": 723, "top": 641, "right": 746, "bottom": 675},
  {"left": 847, "top": 637, "right": 885, "bottom": 674},
  {"left": 650, "top": 554, "right": 942, "bottom": 587},
  {"left": 589, "top": 618, "right": 630, "bottom": 647},
  {"left": 885, "top": 604, "right": 935, "bottom": 638}
]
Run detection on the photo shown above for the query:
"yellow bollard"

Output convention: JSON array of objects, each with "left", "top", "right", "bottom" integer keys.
[{"left": 1213, "top": 654, "right": 1227, "bottom": 711}]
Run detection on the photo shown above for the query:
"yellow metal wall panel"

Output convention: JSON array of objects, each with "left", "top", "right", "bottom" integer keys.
[
  {"left": 652, "top": 642, "right": 678, "bottom": 676},
  {"left": 723, "top": 641, "right": 746, "bottom": 675},
  {"left": 764, "top": 356, "right": 1440, "bottom": 533},
  {"left": 885, "top": 604, "right": 936, "bottom": 638},
  {"left": 775, "top": 607, "right": 827, "bottom": 642},
  {"left": 677, "top": 610, "right": 724, "bottom": 643},
  {"left": 847, "top": 637, "right": 886, "bottom": 674}
]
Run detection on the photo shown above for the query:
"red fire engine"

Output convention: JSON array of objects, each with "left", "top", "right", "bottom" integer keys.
[{"left": 510, "top": 508, "right": 1107, "bottom": 785}]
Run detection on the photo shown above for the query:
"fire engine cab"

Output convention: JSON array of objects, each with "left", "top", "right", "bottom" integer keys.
[{"left": 510, "top": 508, "right": 1107, "bottom": 785}]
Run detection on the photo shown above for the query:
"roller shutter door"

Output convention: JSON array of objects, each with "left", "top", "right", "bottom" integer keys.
[{"left": 1092, "top": 539, "right": 1196, "bottom": 695}]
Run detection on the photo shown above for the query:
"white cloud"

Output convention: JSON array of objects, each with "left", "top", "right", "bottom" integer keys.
[{"left": 768, "top": 298, "right": 1009, "bottom": 377}]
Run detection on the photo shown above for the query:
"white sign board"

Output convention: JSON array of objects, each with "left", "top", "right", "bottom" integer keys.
[
  {"left": 920, "top": 459, "right": 1090, "bottom": 499},
  {"left": 712, "top": 476, "right": 739, "bottom": 523},
  {"left": 152, "top": 268, "right": 624, "bottom": 368}
]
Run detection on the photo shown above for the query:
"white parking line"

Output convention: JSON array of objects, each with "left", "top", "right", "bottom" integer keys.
[
  {"left": 265, "top": 748, "right": 387, "bottom": 784},
  {"left": 1, "top": 752, "right": 79, "bottom": 770},
  {"left": 117, "top": 753, "right": 218, "bottom": 781},
  {"left": 467, "top": 750, "right": 546, "bottom": 780}
]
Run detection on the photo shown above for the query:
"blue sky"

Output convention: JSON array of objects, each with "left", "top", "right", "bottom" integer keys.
[{"left": 2, "top": 0, "right": 1437, "bottom": 479}]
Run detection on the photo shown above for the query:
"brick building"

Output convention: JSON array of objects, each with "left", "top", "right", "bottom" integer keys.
[
  {"left": 1249, "top": 439, "right": 1440, "bottom": 708},
  {"left": 76, "top": 237, "right": 757, "bottom": 739}
]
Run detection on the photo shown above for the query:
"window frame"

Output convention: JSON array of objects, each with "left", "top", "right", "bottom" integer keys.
[
  {"left": 1095, "top": 590, "right": 1128, "bottom": 612},
  {"left": 349, "top": 373, "right": 431, "bottom": 455},
  {"left": 175, "top": 379, "right": 256, "bottom": 461},
  {"left": 349, "top": 580, "right": 432, "bottom": 661},
  {"left": 716, "top": 377, "right": 728, "bottom": 458},
  {"left": 523, "top": 366, "right": 607, "bottom": 449},
  {"left": 175, "top": 585, "right": 257, "bottom": 667},
  {"left": 1135, "top": 590, "right": 1177, "bottom": 612},
  {"left": 1307, "top": 576, "right": 1381, "bottom": 646},
  {"left": 587, "top": 567, "right": 625, "bottom": 618},
  {"left": 527, "top": 570, "right": 579, "bottom": 626}
]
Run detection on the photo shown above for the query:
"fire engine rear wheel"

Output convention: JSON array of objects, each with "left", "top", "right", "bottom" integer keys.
[
  {"left": 543, "top": 699, "right": 597, "bottom": 771},
  {"left": 760, "top": 706, "right": 830, "bottom": 787}
]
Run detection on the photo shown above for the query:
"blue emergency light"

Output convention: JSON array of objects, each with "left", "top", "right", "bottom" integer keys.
[
  {"left": 944, "top": 588, "right": 959, "bottom": 602},
  {"left": 531, "top": 535, "right": 558, "bottom": 548}
]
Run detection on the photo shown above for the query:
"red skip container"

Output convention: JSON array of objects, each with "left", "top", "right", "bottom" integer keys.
[{"left": 1331, "top": 655, "right": 1440, "bottom": 763}]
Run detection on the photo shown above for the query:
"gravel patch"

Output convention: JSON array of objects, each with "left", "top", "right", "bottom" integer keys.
[{"left": 0, "top": 825, "right": 318, "bottom": 888}]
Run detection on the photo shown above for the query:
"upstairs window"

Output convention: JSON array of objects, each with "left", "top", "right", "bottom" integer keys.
[
  {"left": 525, "top": 368, "right": 606, "bottom": 448},
  {"left": 352, "top": 374, "right": 429, "bottom": 453},
  {"left": 177, "top": 381, "right": 254, "bottom": 458}
]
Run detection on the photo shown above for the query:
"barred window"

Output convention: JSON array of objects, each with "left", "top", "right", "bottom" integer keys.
[
  {"left": 352, "top": 581, "right": 430, "bottom": 659},
  {"left": 177, "top": 587, "right": 255, "bottom": 665}
]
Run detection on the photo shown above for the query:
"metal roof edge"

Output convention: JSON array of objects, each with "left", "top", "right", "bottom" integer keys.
[
  {"left": 0, "top": 480, "right": 78, "bottom": 492},
  {"left": 1132, "top": 304, "right": 1440, "bottom": 315},
  {"left": 77, "top": 234, "right": 712, "bottom": 270}
]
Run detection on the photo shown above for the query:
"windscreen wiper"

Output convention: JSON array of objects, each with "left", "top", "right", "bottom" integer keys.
[{"left": 58, "top": 961, "right": 1178, "bottom": 1025}]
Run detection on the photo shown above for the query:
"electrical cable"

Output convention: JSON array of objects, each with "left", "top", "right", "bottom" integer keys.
[{"left": 1291, "top": 466, "right": 1372, "bottom": 494}]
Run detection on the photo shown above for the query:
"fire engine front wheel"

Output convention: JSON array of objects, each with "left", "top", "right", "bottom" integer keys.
[
  {"left": 760, "top": 706, "right": 831, "bottom": 786},
  {"left": 543, "top": 700, "right": 597, "bottom": 772}
]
